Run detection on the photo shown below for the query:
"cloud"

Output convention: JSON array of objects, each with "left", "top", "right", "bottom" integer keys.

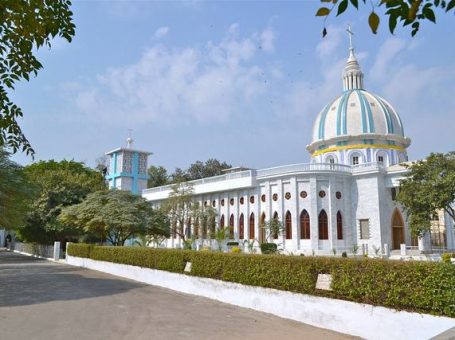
[
  {"left": 66, "top": 25, "right": 276, "bottom": 126},
  {"left": 154, "top": 26, "right": 169, "bottom": 39}
]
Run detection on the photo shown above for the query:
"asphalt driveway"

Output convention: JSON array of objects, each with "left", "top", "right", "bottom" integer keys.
[{"left": 0, "top": 249, "right": 354, "bottom": 340}]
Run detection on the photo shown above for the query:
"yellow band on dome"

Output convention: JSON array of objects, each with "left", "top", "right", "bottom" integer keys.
[{"left": 312, "top": 143, "right": 405, "bottom": 157}]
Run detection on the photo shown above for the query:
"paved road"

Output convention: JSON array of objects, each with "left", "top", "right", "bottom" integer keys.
[{"left": 0, "top": 249, "right": 354, "bottom": 340}]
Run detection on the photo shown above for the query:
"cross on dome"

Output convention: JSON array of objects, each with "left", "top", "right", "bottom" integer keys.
[{"left": 342, "top": 24, "right": 363, "bottom": 90}]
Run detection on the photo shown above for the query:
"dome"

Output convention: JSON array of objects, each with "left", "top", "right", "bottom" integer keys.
[{"left": 306, "top": 38, "right": 411, "bottom": 160}]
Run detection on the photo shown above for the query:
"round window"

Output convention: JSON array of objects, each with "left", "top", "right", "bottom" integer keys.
[
  {"left": 285, "top": 192, "right": 291, "bottom": 200},
  {"left": 319, "top": 190, "right": 326, "bottom": 198},
  {"left": 240, "top": 197, "right": 244, "bottom": 205},
  {"left": 336, "top": 191, "right": 342, "bottom": 199},
  {"left": 212, "top": 200, "right": 216, "bottom": 207},
  {"left": 250, "top": 196, "right": 255, "bottom": 204},
  {"left": 300, "top": 191, "right": 307, "bottom": 199},
  {"left": 272, "top": 193, "right": 278, "bottom": 201},
  {"left": 221, "top": 199, "right": 225, "bottom": 206},
  {"left": 230, "top": 198, "right": 234, "bottom": 206},
  {"left": 261, "top": 194, "right": 266, "bottom": 202}
]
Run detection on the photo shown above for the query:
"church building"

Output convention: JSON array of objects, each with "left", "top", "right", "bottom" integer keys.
[{"left": 107, "top": 34, "right": 455, "bottom": 255}]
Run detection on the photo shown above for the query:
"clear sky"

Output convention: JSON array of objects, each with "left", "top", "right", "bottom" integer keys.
[{"left": 10, "top": 1, "right": 455, "bottom": 172}]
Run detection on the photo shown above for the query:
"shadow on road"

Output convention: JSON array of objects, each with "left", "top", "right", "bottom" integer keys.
[{"left": 0, "top": 249, "right": 145, "bottom": 307}]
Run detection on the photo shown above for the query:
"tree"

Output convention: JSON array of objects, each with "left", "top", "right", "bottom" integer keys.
[
  {"left": 185, "top": 158, "right": 231, "bottom": 180},
  {"left": 0, "top": 1, "right": 75, "bottom": 155},
  {"left": 397, "top": 152, "right": 455, "bottom": 237},
  {"left": 147, "top": 165, "right": 169, "bottom": 188},
  {"left": 18, "top": 160, "right": 105, "bottom": 244},
  {"left": 262, "top": 218, "right": 285, "bottom": 242},
  {"left": 161, "top": 182, "right": 194, "bottom": 242},
  {"left": 60, "top": 190, "right": 170, "bottom": 246},
  {"left": 316, "top": 0, "right": 455, "bottom": 37},
  {"left": 0, "top": 148, "right": 33, "bottom": 229}
]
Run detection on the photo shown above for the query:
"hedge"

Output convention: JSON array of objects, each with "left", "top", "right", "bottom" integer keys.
[{"left": 67, "top": 243, "right": 455, "bottom": 317}]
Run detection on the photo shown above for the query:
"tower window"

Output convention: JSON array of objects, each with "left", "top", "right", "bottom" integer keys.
[
  {"left": 352, "top": 156, "right": 359, "bottom": 165},
  {"left": 378, "top": 155, "right": 384, "bottom": 163}
]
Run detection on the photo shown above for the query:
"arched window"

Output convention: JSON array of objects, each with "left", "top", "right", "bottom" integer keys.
[
  {"left": 285, "top": 211, "right": 292, "bottom": 239},
  {"left": 273, "top": 211, "right": 279, "bottom": 239},
  {"left": 318, "top": 210, "right": 328, "bottom": 240},
  {"left": 300, "top": 210, "right": 310, "bottom": 239},
  {"left": 229, "top": 214, "right": 234, "bottom": 239},
  {"left": 337, "top": 211, "right": 343, "bottom": 240},
  {"left": 239, "top": 214, "right": 244, "bottom": 239},
  {"left": 249, "top": 213, "right": 255, "bottom": 239},
  {"left": 260, "top": 212, "right": 266, "bottom": 243},
  {"left": 220, "top": 214, "right": 225, "bottom": 229}
]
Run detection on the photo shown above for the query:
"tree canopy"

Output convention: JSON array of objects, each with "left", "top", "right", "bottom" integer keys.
[
  {"left": 0, "top": 0, "right": 75, "bottom": 155},
  {"left": 316, "top": 0, "right": 455, "bottom": 37},
  {"left": 147, "top": 165, "right": 169, "bottom": 188},
  {"left": 397, "top": 152, "right": 455, "bottom": 237},
  {"left": 0, "top": 148, "right": 33, "bottom": 229},
  {"left": 60, "top": 190, "right": 170, "bottom": 246},
  {"left": 17, "top": 160, "right": 105, "bottom": 244}
]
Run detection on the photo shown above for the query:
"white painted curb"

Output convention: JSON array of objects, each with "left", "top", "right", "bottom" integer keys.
[{"left": 66, "top": 255, "right": 455, "bottom": 340}]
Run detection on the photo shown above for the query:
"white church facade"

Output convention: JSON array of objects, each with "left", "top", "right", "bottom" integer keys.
[{"left": 106, "top": 39, "right": 455, "bottom": 255}]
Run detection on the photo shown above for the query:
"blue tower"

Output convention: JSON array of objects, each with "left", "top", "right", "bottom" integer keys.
[{"left": 105, "top": 137, "right": 152, "bottom": 194}]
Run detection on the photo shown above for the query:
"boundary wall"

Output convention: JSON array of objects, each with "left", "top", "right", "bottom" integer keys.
[{"left": 66, "top": 255, "right": 455, "bottom": 340}]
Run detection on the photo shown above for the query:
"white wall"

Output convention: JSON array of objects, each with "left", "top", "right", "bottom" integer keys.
[{"left": 67, "top": 255, "right": 455, "bottom": 340}]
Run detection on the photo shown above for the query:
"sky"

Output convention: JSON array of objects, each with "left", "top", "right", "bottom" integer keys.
[{"left": 10, "top": 0, "right": 455, "bottom": 172}]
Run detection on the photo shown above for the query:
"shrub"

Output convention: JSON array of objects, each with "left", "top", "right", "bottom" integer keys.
[
  {"left": 231, "top": 246, "right": 241, "bottom": 253},
  {"left": 341, "top": 252, "right": 347, "bottom": 258},
  {"left": 226, "top": 241, "right": 239, "bottom": 246},
  {"left": 67, "top": 244, "right": 455, "bottom": 317},
  {"left": 260, "top": 243, "right": 278, "bottom": 254},
  {"left": 442, "top": 253, "right": 452, "bottom": 264}
]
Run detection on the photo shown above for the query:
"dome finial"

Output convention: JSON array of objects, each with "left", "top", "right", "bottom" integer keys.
[{"left": 342, "top": 24, "right": 364, "bottom": 91}]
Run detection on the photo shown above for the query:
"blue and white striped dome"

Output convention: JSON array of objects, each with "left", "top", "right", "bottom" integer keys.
[
  {"left": 307, "top": 46, "right": 411, "bottom": 157},
  {"left": 312, "top": 89, "right": 404, "bottom": 141}
]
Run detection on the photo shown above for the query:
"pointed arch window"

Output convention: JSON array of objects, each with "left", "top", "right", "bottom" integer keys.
[
  {"left": 239, "top": 214, "right": 244, "bottom": 240},
  {"left": 229, "top": 214, "right": 234, "bottom": 239},
  {"left": 285, "top": 211, "right": 292, "bottom": 239},
  {"left": 300, "top": 210, "right": 310, "bottom": 239},
  {"left": 249, "top": 213, "right": 255, "bottom": 239},
  {"left": 220, "top": 214, "right": 225, "bottom": 229},
  {"left": 273, "top": 211, "right": 279, "bottom": 239},
  {"left": 337, "top": 211, "right": 343, "bottom": 240},
  {"left": 260, "top": 212, "right": 266, "bottom": 243},
  {"left": 318, "top": 210, "right": 328, "bottom": 240}
]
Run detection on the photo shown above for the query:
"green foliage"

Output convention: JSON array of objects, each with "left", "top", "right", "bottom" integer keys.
[
  {"left": 0, "top": 0, "right": 75, "bottom": 155},
  {"left": 0, "top": 149, "right": 33, "bottom": 228},
  {"left": 214, "top": 227, "right": 229, "bottom": 251},
  {"left": 397, "top": 152, "right": 455, "bottom": 237},
  {"left": 441, "top": 253, "right": 452, "bottom": 264},
  {"left": 162, "top": 182, "right": 194, "bottom": 241},
  {"left": 342, "top": 251, "right": 348, "bottom": 258},
  {"left": 231, "top": 246, "right": 241, "bottom": 253},
  {"left": 226, "top": 241, "right": 239, "bottom": 246},
  {"left": 168, "top": 159, "right": 232, "bottom": 183},
  {"left": 68, "top": 244, "right": 455, "bottom": 317},
  {"left": 316, "top": 0, "right": 454, "bottom": 37},
  {"left": 260, "top": 243, "right": 278, "bottom": 254},
  {"left": 262, "top": 218, "right": 285, "bottom": 242},
  {"left": 18, "top": 160, "right": 105, "bottom": 244},
  {"left": 60, "top": 190, "right": 169, "bottom": 246},
  {"left": 147, "top": 165, "right": 169, "bottom": 188}
]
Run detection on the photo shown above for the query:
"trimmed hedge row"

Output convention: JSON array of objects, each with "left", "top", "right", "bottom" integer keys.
[{"left": 67, "top": 243, "right": 455, "bottom": 317}]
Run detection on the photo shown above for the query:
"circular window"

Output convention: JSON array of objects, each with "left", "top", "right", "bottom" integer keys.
[
  {"left": 272, "top": 193, "right": 278, "bottom": 201},
  {"left": 319, "top": 190, "right": 326, "bottom": 198},
  {"left": 212, "top": 200, "right": 216, "bottom": 207},
  {"left": 250, "top": 196, "right": 255, "bottom": 204},
  {"left": 240, "top": 197, "right": 244, "bottom": 205},
  {"left": 230, "top": 198, "right": 234, "bottom": 206},
  {"left": 221, "top": 199, "right": 225, "bottom": 206},
  {"left": 336, "top": 191, "right": 342, "bottom": 199},
  {"left": 285, "top": 192, "right": 291, "bottom": 200},
  {"left": 300, "top": 191, "right": 307, "bottom": 199},
  {"left": 261, "top": 194, "right": 266, "bottom": 202}
]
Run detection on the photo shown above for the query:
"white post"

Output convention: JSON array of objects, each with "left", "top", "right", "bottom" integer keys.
[
  {"left": 400, "top": 243, "right": 407, "bottom": 256},
  {"left": 53, "top": 241, "right": 61, "bottom": 261}
]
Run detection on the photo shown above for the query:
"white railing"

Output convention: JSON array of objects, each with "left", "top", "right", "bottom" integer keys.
[
  {"left": 143, "top": 162, "right": 388, "bottom": 195},
  {"left": 143, "top": 170, "right": 255, "bottom": 195},
  {"left": 256, "top": 163, "right": 351, "bottom": 178}
]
